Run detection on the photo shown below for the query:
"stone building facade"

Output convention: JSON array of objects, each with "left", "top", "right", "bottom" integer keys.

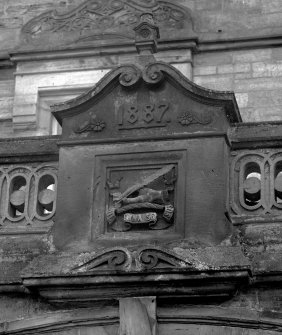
[{"left": 1, "top": 1, "right": 282, "bottom": 334}]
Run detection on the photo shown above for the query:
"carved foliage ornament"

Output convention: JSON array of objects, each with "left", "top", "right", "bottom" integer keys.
[
  {"left": 74, "top": 112, "right": 106, "bottom": 133},
  {"left": 21, "top": 0, "right": 191, "bottom": 43},
  {"left": 73, "top": 246, "right": 193, "bottom": 272},
  {"left": 178, "top": 111, "right": 212, "bottom": 126}
]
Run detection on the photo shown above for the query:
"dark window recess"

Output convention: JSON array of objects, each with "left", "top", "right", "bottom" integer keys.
[
  {"left": 9, "top": 176, "right": 27, "bottom": 218},
  {"left": 37, "top": 175, "right": 55, "bottom": 216},
  {"left": 274, "top": 162, "right": 282, "bottom": 203},
  {"left": 243, "top": 163, "right": 261, "bottom": 207}
]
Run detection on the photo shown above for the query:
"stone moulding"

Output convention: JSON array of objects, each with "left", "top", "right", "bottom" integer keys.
[
  {"left": 2, "top": 306, "right": 282, "bottom": 334},
  {"left": 21, "top": 245, "right": 250, "bottom": 304},
  {"left": 72, "top": 246, "right": 193, "bottom": 272}
]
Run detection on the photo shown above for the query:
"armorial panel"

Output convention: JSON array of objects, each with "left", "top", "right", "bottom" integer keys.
[{"left": 50, "top": 59, "right": 241, "bottom": 249}]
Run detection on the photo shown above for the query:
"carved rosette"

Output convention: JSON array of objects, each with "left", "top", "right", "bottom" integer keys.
[
  {"left": 74, "top": 112, "right": 106, "bottom": 134},
  {"left": 178, "top": 111, "right": 212, "bottom": 126}
]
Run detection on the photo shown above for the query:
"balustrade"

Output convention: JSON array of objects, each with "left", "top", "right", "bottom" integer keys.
[
  {"left": 0, "top": 136, "right": 58, "bottom": 234},
  {"left": 1, "top": 125, "right": 282, "bottom": 233},
  {"left": 0, "top": 164, "right": 57, "bottom": 226},
  {"left": 230, "top": 122, "right": 282, "bottom": 224}
]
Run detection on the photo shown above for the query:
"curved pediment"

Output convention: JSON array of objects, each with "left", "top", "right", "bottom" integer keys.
[
  {"left": 52, "top": 61, "right": 241, "bottom": 142},
  {"left": 20, "top": 0, "right": 195, "bottom": 49}
]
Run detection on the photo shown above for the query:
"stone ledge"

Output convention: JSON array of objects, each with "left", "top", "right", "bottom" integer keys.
[
  {"left": 0, "top": 135, "right": 59, "bottom": 163},
  {"left": 21, "top": 245, "right": 250, "bottom": 304}
]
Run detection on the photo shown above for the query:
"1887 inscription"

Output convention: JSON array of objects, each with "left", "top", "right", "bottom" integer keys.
[{"left": 118, "top": 102, "right": 171, "bottom": 129}]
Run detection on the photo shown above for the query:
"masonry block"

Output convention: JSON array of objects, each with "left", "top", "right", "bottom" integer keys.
[
  {"left": 193, "top": 65, "right": 217, "bottom": 76},
  {"left": 194, "top": 75, "right": 234, "bottom": 91},
  {"left": 235, "top": 77, "right": 282, "bottom": 92},
  {"left": 232, "top": 49, "right": 272, "bottom": 63},
  {"left": 235, "top": 93, "right": 248, "bottom": 108},
  {"left": 252, "top": 62, "right": 282, "bottom": 78}
]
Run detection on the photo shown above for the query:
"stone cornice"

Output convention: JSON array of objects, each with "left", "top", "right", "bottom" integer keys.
[{"left": 4, "top": 33, "right": 282, "bottom": 66}]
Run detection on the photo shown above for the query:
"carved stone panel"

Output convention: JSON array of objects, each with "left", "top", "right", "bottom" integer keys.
[
  {"left": 20, "top": 0, "right": 195, "bottom": 49},
  {"left": 92, "top": 146, "right": 186, "bottom": 242},
  {"left": 52, "top": 57, "right": 240, "bottom": 250},
  {"left": 106, "top": 164, "right": 176, "bottom": 232},
  {"left": 53, "top": 63, "right": 241, "bottom": 143}
]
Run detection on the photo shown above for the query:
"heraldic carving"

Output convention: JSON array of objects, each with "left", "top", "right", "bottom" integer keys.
[{"left": 106, "top": 164, "right": 176, "bottom": 232}]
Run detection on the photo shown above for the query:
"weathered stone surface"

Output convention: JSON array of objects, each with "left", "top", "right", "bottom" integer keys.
[
  {"left": 194, "top": 52, "right": 233, "bottom": 66},
  {"left": 158, "top": 306, "right": 282, "bottom": 334},
  {"left": 217, "top": 63, "right": 251, "bottom": 74},
  {"left": 19, "top": 0, "right": 195, "bottom": 51},
  {"left": 235, "top": 93, "right": 248, "bottom": 108},
  {"left": 193, "top": 65, "right": 217, "bottom": 76},
  {"left": 0, "top": 119, "right": 12, "bottom": 138},
  {"left": 261, "top": 0, "right": 282, "bottom": 14},
  {"left": 119, "top": 297, "right": 156, "bottom": 335},
  {"left": 235, "top": 77, "right": 282, "bottom": 92},
  {"left": 0, "top": 80, "right": 14, "bottom": 97},
  {"left": 194, "top": 75, "right": 234, "bottom": 91},
  {"left": 0, "top": 306, "right": 119, "bottom": 333},
  {"left": 0, "top": 295, "right": 55, "bottom": 323},
  {"left": 2, "top": 1, "right": 282, "bottom": 332},
  {"left": 252, "top": 61, "right": 282, "bottom": 77},
  {"left": 240, "top": 106, "right": 282, "bottom": 122},
  {"left": 232, "top": 49, "right": 272, "bottom": 63},
  {"left": 0, "top": 97, "right": 13, "bottom": 120}
]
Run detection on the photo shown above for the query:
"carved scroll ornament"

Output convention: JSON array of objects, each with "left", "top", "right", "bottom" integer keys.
[
  {"left": 72, "top": 246, "right": 193, "bottom": 272},
  {"left": 21, "top": 0, "right": 192, "bottom": 44},
  {"left": 137, "top": 246, "right": 193, "bottom": 270},
  {"left": 73, "top": 247, "right": 132, "bottom": 272}
]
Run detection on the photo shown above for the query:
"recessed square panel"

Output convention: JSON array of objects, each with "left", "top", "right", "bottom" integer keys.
[
  {"left": 106, "top": 164, "right": 176, "bottom": 232},
  {"left": 92, "top": 148, "right": 187, "bottom": 242}
]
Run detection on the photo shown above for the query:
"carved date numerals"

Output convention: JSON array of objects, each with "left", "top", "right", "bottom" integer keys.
[{"left": 118, "top": 103, "right": 171, "bottom": 129}]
